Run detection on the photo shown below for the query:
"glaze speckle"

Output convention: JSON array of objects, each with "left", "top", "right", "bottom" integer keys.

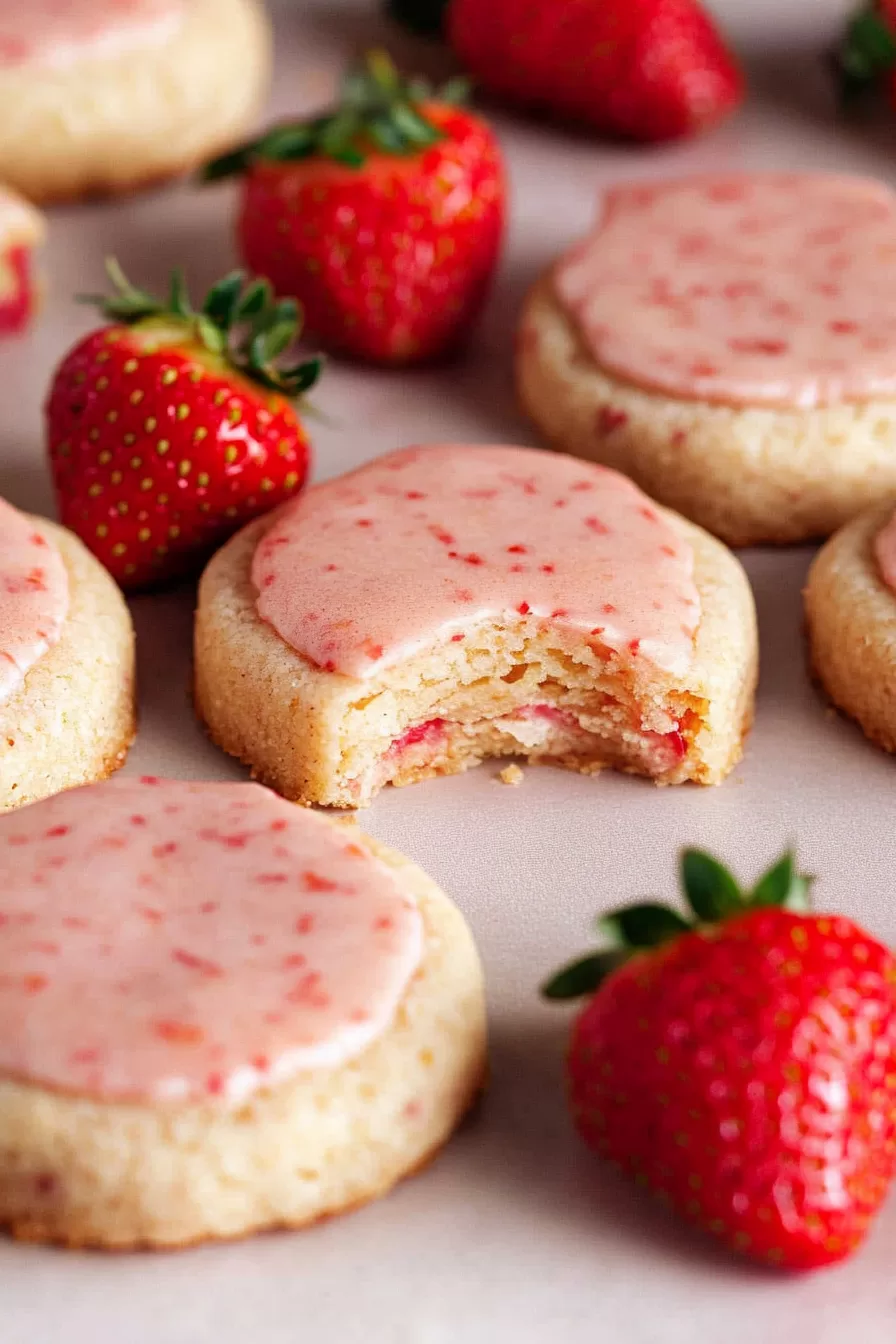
[
  {"left": 556, "top": 175, "right": 896, "bottom": 409},
  {"left": 0, "top": 778, "right": 423, "bottom": 1104},
  {"left": 253, "top": 444, "right": 700, "bottom": 679}
]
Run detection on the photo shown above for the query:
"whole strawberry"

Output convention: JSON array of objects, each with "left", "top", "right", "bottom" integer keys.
[
  {"left": 544, "top": 850, "right": 896, "bottom": 1270},
  {"left": 46, "top": 263, "right": 320, "bottom": 589},
  {"left": 387, "top": 0, "right": 743, "bottom": 142},
  {"left": 202, "top": 51, "right": 505, "bottom": 364}
]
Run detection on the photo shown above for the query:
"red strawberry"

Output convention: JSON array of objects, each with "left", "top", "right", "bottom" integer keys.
[
  {"left": 387, "top": 0, "right": 743, "bottom": 142},
  {"left": 544, "top": 850, "right": 896, "bottom": 1270},
  {"left": 202, "top": 52, "right": 505, "bottom": 365},
  {"left": 46, "top": 263, "right": 320, "bottom": 590}
]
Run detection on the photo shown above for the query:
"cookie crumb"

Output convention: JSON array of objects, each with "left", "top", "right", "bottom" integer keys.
[{"left": 498, "top": 764, "right": 524, "bottom": 787}]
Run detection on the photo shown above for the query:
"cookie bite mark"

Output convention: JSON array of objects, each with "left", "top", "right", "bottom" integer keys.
[
  {"left": 196, "top": 444, "right": 757, "bottom": 807},
  {"left": 0, "top": 188, "right": 44, "bottom": 336},
  {"left": 0, "top": 777, "right": 423, "bottom": 1103},
  {"left": 555, "top": 174, "right": 896, "bottom": 409}
]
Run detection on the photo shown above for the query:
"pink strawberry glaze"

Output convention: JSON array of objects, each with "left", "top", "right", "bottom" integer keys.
[
  {"left": 0, "top": 0, "right": 183, "bottom": 70},
  {"left": 0, "top": 499, "right": 68, "bottom": 705},
  {"left": 0, "top": 778, "right": 423, "bottom": 1104},
  {"left": 874, "top": 509, "right": 896, "bottom": 595},
  {"left": 253, "top": 444, "right": 700, "bottom": 681},
  {"left": 556, "top": 175, "right": 896, "bottom": 410}
]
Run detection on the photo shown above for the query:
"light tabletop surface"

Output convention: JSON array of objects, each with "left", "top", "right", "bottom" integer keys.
[{"left": 1, "top": 0, "right": 894, "bottom": 1339}]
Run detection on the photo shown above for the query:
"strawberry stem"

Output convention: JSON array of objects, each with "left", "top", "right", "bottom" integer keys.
[
  {"left": 542, "top": 849, "right": 814, "bottom": 1002},
  {"left": 834, "top": 4, "right": 896, "bottom": 101},
  {"left": 202, "top": 50, "right": 469, "bottom": 179},
  {"left": 78, "top": 260, "right": 323, "bottom": 399}
]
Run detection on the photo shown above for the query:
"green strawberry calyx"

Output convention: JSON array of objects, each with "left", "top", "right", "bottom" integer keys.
[
  {"left": 835, "top": 3, "right": 896, "bottom": 101},
  {"left": 78, "top": 259, "right": 323, "bottom": 398},
  {"left": 542, "top": 849, "right": 814, "bottom": 1002},
  {"left": 202, "top": 50, "right": 470, "bottom": 179}
]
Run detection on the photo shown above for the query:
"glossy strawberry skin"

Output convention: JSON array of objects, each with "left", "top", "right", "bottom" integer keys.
[
  {"left": 568, "top": 908, "right": 896, "bottom": 1268},
  {"left": 46, "top": 327, "right": 311, "bottom": 589},
  {"left": 446, "top": 0, "right": 743, "bottom": 142},
  {"left": 237, "top": 103, "right": 505, "bottom": 364}
]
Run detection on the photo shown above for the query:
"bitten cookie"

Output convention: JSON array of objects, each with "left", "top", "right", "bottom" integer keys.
[
  {"left": 0, "top": 0, "right": 271, "bottom": 203},
  {"left": 518, "top": 174, "right": 896, "bottom": 547},
  {"left": 0, "top": 498, "right": 135, "bottom": 811},
  {"left": 0, "top": 777, "right": 486, "bottom": 1249},
  {"left": 195, "top": 443, "right": 758, "bottom": 807},
  {"left": 0, "top": 187, "right": 44, "bottom": 335},
  {"left": 805, "top": 501, "right": 896, "bottom": 753}
]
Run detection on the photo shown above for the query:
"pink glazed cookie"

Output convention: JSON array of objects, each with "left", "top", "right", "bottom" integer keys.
[
  {"left": 0, "top": 497, "right": 134, "bottom": 811},
  {"left": 0, "top": 0, "right": 270, "bottom": 202},
  {"left": 194, "top": 444, "right": 757, "bottom": 806},
  {"left": 806, "top": 500, "right": 896, "bottom": 753},
  {"left": 0, "top": 776, "right": 485, "bottom": 1249},
  {"left": 0, "top": 187, "right": 44, "bottom": 335},
  {"left": 518, "top": 174, "right": 896, "bottom": 546}
]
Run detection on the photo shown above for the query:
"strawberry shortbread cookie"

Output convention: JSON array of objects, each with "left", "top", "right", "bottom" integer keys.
[
  {"left": 195, "top": 443, "right": 757, "bottom": 806},
  {"left": 518, "top": 174, "right": 896, "bottom": 546},
  {"left": 0, "top": 0, "right": 270, "bottom": 202},
  {"left": 0, "top": 497, "right": 134, "bottom": 811},
  {"left": 0, "top": 777, "right": 485, "bottom": 1248},
  {"left": 0, "top": 187, "right": 44, "bottom": 335},
  {"left": 806, "top": 500, "right": 896, "bottom": 753}
]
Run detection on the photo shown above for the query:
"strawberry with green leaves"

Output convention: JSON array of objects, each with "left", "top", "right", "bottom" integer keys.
[
  {"left": 544, "top": 850, "right": 896, "bottom": 1270},
  {"left": 387, "top": 0, "right": 743, "bottom": 143},
  {"left": 46, "top": 263, "right": 320, "bottom": 590},
  {"left": 202, "top": 52, "right": 505, "bottom": 365}
]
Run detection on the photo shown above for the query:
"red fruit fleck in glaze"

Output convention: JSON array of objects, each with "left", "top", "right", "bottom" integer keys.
[
  {"left": 546, "top": 849, "right": 896, "bottom": 1271},
  {"left": 0, "top": 778, "right": 424, "bottom": 1105},
  {"left": 597, "top": 406, "right": 629, "bottom": 435}
]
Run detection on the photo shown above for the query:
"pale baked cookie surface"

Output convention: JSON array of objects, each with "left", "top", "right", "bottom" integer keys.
[
  {"left": 0, "top": 0, "right": 271, "bottom": 203},
  {"left": 518, "top": 175, "right": 896, "bottom": 546},
  {"left": 806, "top": 502, "right": 896, "bottom": 753},
  {"left": 0, "top": 502, "right": 134, "bottom": 811},
  {"left": 195, "top": 444, "right": 757, "bottom": 806},
  {"left": 0, "top": 187, "right": 44, "bottom": 334},
  {"left": 0, "top": 777, "right": 486, "bottom": 1249}
]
